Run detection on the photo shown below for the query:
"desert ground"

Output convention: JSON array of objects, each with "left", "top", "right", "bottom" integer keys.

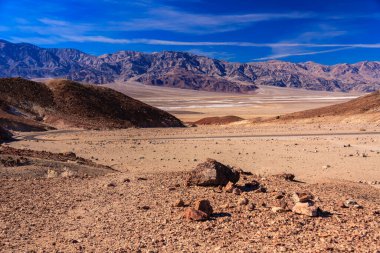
[{"left": 1, "top": 85, "right": 379, "bottom": 252}]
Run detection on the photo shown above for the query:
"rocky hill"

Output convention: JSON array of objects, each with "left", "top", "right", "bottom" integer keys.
[
  {"left": 1, "top": 39, "right": 379, "bottom": 92},
  {"left": 263, "top": 90, "right": 380, "bottom": 123},
  {"left": 0, "top": 78, "right": 184, "bottom": 130}
]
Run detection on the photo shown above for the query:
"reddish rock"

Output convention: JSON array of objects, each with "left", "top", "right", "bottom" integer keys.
[
  {"left": 292, "top": 202, "right": 318, "bottom": 217},
  {"left": 246, "top": 203, "right": 255, "bottom": 211},
  {"left": 183, "top": 208, "right": 209, "bottom": 221},
  {"left": 224, "top": 181, "right": 235, "bottom": 193},
  {"left": 233, "top": 188, "right": 242, "bottom": 195},
  {"left": 272, "top": 207, "right": 286, "bottom": 213},
  {"left": 275, "top": 198, "right": 292, "bottom": 211},
  {"left": 292, "top": 192, "right": 314, "bottom": 203},
  {"left": 238, "top": 197, "right": 249, "bottom": 206},
  {"left": 186, "top": 159, "right": 240, "bottom": 186},
  {"left": 274, "top": 173, "right": 295, "bottom": 181},
  {"left": 194, "top": 199, "right": 213, "bottom": 216}
]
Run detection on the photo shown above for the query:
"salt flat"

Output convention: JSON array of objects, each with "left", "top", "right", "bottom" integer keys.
[{"left": 105, "top": 81, "right": 362, "bottom": 121}]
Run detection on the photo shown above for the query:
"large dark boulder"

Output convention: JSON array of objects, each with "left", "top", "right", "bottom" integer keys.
[{"left": 186, "top": 158, "right": 240, "bottom": 186}]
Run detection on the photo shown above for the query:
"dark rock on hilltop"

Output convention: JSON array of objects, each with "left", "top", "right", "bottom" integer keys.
[
  {"left": 0, "top": 78, "right": 184, "bottom": 130},
  {"left": 1, "top": 39, "right": 379, "bottom": 92},
  {"left": 0, "top": 126, "right": 12, "bottom": 143}
]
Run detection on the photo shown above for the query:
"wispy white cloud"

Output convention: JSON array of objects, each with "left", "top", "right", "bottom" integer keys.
[
  {"left": 39, "top": 18, "right": 70, "bottom": 26},
  {"left": 252, "top": 47, "right": 353, "bottom": 61},
  {"left": 10, "top": 34, "right": 380, "bottom": 49},
  {"left": 113, "top": 8, "right": 314, "bottom": 34}
]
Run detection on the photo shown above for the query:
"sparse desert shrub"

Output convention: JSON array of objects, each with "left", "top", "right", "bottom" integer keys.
[
  {"left": 46, "top": 169, "right": 59, "bottom": 178},
  {"left": 61, "top": 167, "right": 76, "bottom": 178}
]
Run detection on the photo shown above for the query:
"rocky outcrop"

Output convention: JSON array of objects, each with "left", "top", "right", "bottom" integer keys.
[{"left": 1, "top": 39, "right": 379, "bottom": 93}]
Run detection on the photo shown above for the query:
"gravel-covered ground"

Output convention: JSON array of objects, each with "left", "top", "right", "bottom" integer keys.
[{"left": 1, "top": 168, "right": 379, "bottom": 252}]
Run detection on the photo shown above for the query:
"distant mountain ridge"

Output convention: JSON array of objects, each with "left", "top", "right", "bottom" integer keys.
[{"left": 1, "top": 39, "right": 379, "bottom": 93}]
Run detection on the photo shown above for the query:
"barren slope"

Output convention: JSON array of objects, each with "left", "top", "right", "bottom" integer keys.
[
  {"left": 0, "top": 78, "right": 184, "bottom": 130},
  {"left": 268, "top": 90, "right": 380, "bottom": 123}
]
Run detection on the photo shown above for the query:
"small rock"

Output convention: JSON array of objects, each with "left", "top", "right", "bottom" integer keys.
[
  {"left": 183, "top": 208, "right": 208, "bottom": 221},
  {"left": 238, "top": 197, "right": 249, "bottom": 206},
  {"left": 243, "top": 180, "right": 260, "bottom": 191},
  {"left": 292, "top": 202, "right": 318, "bottom": 217},
  {"left": 173, "top": 199, "right": 185, "bottom": 207},
  {"left": 292, "top": 192, "right": 314, "bottom": 203},
  {"left": 342, "top": 199, "right": 363, "bottom": 209},
  {"left": 342, "top": 199, "right": 357, "bottom": 208},
  {"left": 106, "top": 182, "right": 116, "bottom": 187},
  {"left": 271, "top": 207, "right": 286, "bottom": 213},
  {"left": 274, "top": 191, "right": 286, "bottom": 199},
  {"left": 275, "top": 198, "right": 291, "bottom": 210},
  {"left": 140, "top": 205, "right": 150, "bottom": 210},
  {"left": 224, "top": 181, "right": 235, "bottom": 193},
  {"left": 246, "top": 203, "right": 255, "bottom": 211},
  {"left": 274, "top": 173, "right": 295, "bottom": 181},
  {"left": 232, "top": 188, "right": 242, "bottom": 195},
  {"left": 322, "top": 165, "right": 331, "bottom": 169},
  {"left": 194, "top": 199, "right": 213, "bottom": 216}
]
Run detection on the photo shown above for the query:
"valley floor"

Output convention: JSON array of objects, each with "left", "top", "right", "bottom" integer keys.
[{"left": 106, "top": 82, "right": 361, "bottom": 122}]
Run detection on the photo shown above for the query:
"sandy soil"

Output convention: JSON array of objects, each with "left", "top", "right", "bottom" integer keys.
[{"left": 8, "top": 123, "right": 380, "bottom": 184}]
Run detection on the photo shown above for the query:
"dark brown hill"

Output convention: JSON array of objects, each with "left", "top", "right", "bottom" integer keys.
[{"left": 0, "top": 78, "right": 184, "bottom": 130}]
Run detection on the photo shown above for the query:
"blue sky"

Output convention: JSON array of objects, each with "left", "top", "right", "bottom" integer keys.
[{"left": 0, "top": 0, "right": 380, "bottom": 64}]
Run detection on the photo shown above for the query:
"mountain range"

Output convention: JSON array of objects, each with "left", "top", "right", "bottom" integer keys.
[{"left": 0, "top": 39, "right": 379, "bottom": 93}]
